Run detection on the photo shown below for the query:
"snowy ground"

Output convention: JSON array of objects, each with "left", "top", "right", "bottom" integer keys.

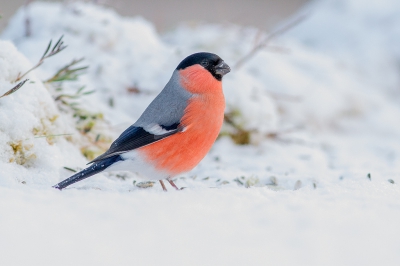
[{"left": 0, "top": 0, "right": 399, "bottom": 265}]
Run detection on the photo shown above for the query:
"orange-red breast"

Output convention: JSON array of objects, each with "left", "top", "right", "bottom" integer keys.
[{"left": 53, "top": 52, "right": 230, "bottom": 191}]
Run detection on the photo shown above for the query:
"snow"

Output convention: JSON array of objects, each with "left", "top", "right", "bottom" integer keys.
[
  {"left": 0, "top": 40, "right": 85, "bottom": 188},
  {"left": 1, "top": 185, "right": 399, "bottom": 265},
  {"left": 1, "top": 0, "right": 400, "bottom": 265}
]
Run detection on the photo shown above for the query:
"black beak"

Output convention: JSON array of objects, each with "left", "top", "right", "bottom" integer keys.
[{"left": 215, "top": 61, "right": 231, "bottom": 76}]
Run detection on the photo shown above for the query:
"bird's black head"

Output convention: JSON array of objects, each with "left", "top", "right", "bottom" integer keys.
[{"left": 176, "top": 52, "right": 231, "bottom": 81}]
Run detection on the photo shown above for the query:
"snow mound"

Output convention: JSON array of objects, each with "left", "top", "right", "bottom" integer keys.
[
  {"left": 0, "top": 40, "right": 84, "bottom": 187},
  {"left": 2, "top": 2, "right": 174, "bottom": 124},
  {"left": 2, "top": 1, "right": 279, "bottom": 139},
  {"left": 1, "top": 0, "right": 399, "bottom": 189},
  {"left": 164, "top": 16, "right": 400, "bottom": 135}
]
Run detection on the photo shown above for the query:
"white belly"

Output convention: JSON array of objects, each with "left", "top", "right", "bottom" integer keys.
[{"left": 104, "top": 150, "right": 171, "bottom": 181}]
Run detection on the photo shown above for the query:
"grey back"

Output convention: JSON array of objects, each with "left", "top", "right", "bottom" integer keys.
[{"left": 134, "top": 70, "right": 193, "bottom": 128}]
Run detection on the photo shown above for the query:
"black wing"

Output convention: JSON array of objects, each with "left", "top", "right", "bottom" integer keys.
[
  {"left": 55, "top": 155, "right": 123, "bottom": 190},
  {"left": 89, "top": 123, "right": 180, "bottom": 164}
]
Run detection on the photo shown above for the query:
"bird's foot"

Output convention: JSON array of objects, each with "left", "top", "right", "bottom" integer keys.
[
  {"left": 159, "top": 180, "right": 167, "bottom": 192},
  {"left": 167, "top": 179, "right": 180, "bottom": 190}
]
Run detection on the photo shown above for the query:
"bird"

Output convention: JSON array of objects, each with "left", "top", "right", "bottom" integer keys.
[{"left": 53, "top": 52, "right": 230, "bottom": 191}]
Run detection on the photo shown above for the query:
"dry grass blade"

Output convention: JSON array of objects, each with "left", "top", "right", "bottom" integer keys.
[
  {"left": 223, "top": 111, "right": 253, "bottom": 144},
  {"left": 0, "top": 79, "right": 29, "bottom": 99},
  {"left": 63, "top": 166, "right": 77, "bottom": 173},
  {"left": 15, "top": 35, "right": 67, "bottom": 82},
  {"left": 51, "top": 36, "right": 64, "bottom": 54},
  {"left": 34, "top": 133, "right": 73, "bottom": 139},
  {"left": 41, "top": 40, "right": 53, "bottom": 61},
  {"left": 41, "top": 35, "right": 66, "bottom": 60},
  {"left": 45, "top": 58, "right": 88, "bottom": 83},
  {"left": 234, "top": 14, "right": 308, "bottom": 70},
  {"left": 54, "top": 86, "right": 95, "bottom": 101}
]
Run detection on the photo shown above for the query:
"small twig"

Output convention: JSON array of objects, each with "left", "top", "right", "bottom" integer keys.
[
  {"left": 266, "top": 126, "right": 303, "bottom": 139},
  {"left": 264, "top": 45, "right": 291, "bottom": 54},
  {"left": 0, "top": 79, "right": 29, "bottom": 99},
  {"left": 63, "top": 166, "right": 77, "bottom": 173},
  {"left": 234, "top": 14, "right": 307, "bottom": 70},
  {"left": 24, "top": 0, "right": 33, "bottom": 37},
  {"left": 233, "top": 178, "right": 244, "bottom": 186},
  {"left": 15, "top": 35, "right": 67, "bottom": 82},
  {"left": 252, "top": 30, "right": 264, "bottom": 47},
  {"left": 34, "top": 133, "right": 73, "bottom": 139}
]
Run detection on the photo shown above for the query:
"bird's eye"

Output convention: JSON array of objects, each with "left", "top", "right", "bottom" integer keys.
[{"left": 201, "top": 61, "right": 209, "bottom": 67}]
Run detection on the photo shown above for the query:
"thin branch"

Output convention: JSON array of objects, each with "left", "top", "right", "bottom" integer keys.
[
  {"left": 34, "top": 133, "right": 73, "bottom": 139},
  {"left": 0, "top": 79, "right": 29, "bottom": 99},
  {"left": 265, "top": 126, "right": 303, "bottom": 139},
  {"left": 15, "top": 35, "right": 67, "bottom": 82},
  {"left": 264, "top": 45, "right": 291, "bottom": 54},
  {"left": 267, "top": 91, "right": 302, "bottom": 102},
  {"left": 234, "top": 14, "right": 308, "bottom": 70}
]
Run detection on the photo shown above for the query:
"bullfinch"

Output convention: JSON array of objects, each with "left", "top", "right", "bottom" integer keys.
[{"left": 53, "top": 52, "right": 231, "bottom": 191}]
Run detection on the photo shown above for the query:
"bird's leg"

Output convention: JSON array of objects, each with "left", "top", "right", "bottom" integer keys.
[
  {"left": 167, "top": 179, "right": 179, "bottom": 190},
  {"left": 159, "top": 180, "right": 167, "bottom": 191}
]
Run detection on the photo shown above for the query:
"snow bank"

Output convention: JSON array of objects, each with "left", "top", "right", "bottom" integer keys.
[
  {"left": 2, "top": 2, "right": 174, "bottom": 124},
  {"left": 0, "top": 40, "right": 84, "bottom": 188},
  {"left": 165, "top": 14, "right": 400, "bottom": 135},
  {"left": 8, "top": 0, "right": 398, "bottom": 140},
  {"left": 288, "top": 0, "right": 400, "bottom": 133},
  {"left": 1, "top": 1, "right": 279, "bottom": 138}
]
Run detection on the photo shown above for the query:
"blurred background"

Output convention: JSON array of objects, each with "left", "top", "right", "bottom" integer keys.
[{"left": 1, "top": 0, "right": 309, "bottom": 32}]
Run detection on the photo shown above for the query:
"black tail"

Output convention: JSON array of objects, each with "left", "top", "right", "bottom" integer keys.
[{"left": 53, "top": 155, "right": 123, "bottom": 190}]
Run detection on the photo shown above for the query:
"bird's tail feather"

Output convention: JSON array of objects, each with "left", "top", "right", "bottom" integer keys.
[{"left": 53, "top": 155, "right": 123, "bottom": 190}]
